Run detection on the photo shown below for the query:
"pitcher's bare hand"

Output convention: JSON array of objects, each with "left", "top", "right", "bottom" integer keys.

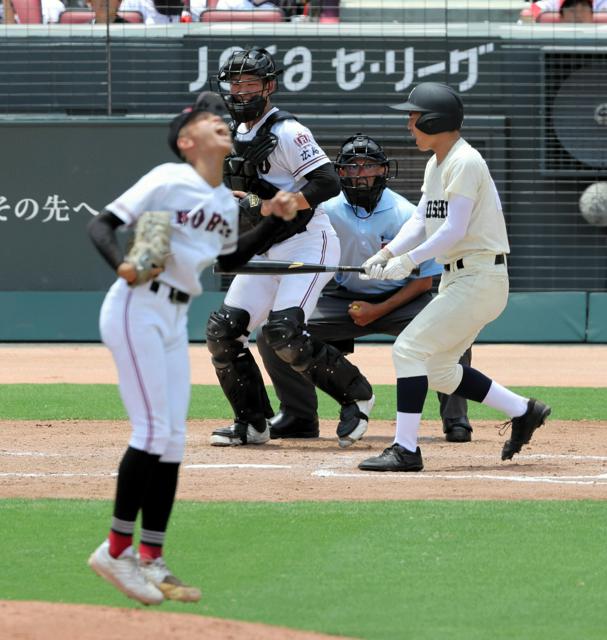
[{"left": 261, "top": 191, "right": 298, "bottom": 221}]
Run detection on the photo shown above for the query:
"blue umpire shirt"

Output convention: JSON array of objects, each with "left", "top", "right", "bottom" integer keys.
[{"left": 324, "top": 188, "right": 443, "bottom": 294}]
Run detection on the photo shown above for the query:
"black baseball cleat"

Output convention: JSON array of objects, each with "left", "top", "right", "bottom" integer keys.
[
  {"left": 443, "top": 417, "right": 473, "bottom": 443},
  {"left": 210, "top": 421, "right": 270, "bottom": 446},
  {"left": 269, "top": 412, "right": 320, "bottom": 439},
  {"left": 358, "top": 444, "right": 424, "bottom": 472},
  {"left": 501, "top": 398, "right": 552, "bottom": 461}
]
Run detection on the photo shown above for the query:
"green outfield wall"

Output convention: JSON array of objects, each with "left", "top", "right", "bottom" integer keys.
[{"left": 2, "top": 291, "right": 605, "bottom": 343}]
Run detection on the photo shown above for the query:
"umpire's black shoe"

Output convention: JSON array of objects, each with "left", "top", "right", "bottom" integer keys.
[
  {"left": 269, "top": 412, "right": 320, "bottom": 439},
  {"left": 443, "top": 417, "right": 473, "bottom": 443},
  {"left": 501, "top": 398, "right": 552, "bottom": 461},
  {"left": 358, "top": 444, "right": 424, "bottom": 472}
]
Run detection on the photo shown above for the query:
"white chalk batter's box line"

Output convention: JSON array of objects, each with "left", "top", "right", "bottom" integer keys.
[
  {"left": 0, "top": 472, "right": 117, "bottom": 478},
  {"left": 2, "top": 464, "right": 607, "bottom": 486},
  {"left": 312, "top": 470, "right": 607, "bottom": 485}
]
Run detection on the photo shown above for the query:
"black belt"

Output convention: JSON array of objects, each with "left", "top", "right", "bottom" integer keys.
[
  {"left": 444, "top": 254, "right": 505, "bottom": 272},
  {"left": 150, "top": 280, "right": 190, "bottom": 304}
]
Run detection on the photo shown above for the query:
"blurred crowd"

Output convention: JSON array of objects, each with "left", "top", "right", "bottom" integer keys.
[
  {"left": 523, "top": 0, "right": 607, "bottom": 22},
  {"left": 2, "top": 0, "right": 606, "bottom": 25},
  {"left": 0, "top": 0, "right": 336, "bottom": 23}
]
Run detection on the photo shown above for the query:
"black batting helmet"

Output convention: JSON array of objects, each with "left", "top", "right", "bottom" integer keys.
[
  {"left": 334, "top": 134, "right": 397, "bottom": 217},
  {"left": 216, "top": 48, "right": 282, "bottom": 123},
  {"left": 393, "top": 82, "right": 464, "bottom": 134}
]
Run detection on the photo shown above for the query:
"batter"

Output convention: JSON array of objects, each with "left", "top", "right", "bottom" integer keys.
[{"left": 357, "top": 82, "right": 551, "bottom": 472}]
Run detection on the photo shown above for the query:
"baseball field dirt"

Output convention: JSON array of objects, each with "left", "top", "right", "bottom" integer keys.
[{"left": 1, "top": 343, "right": 606, "bottom": 639}]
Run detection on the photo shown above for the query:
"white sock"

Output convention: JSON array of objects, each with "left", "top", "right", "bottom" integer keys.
[
  {"left": 483, "top": 382, "right": 528, "bottom": 418},
  {"left": 394, "top": 412, "right": 421, "bottom": 452}
]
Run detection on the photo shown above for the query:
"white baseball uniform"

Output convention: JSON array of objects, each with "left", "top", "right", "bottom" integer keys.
[
  {"left": 223, "top": 107, "right": 340, "bottom": 332},
  {"left": 390, "top": 138, "right": 510, "bottom": 393},
  {"left": 100, "top": 162, "right": 238, "bottom": 462}
]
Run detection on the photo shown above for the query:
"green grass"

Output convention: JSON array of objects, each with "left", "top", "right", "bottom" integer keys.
[
  {"left": 1, "top": 386, "right": 605, "bottom": 637},
  {"left": 1, "top": 499, "right": 606, "bottom": 640},
  {"left": 0, "top": 384, "right": 605, "bottom": 421}
]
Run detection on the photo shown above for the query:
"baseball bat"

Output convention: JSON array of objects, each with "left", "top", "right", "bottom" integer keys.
[
  {"left": 214, "top": 260, "right": 365, "bottom": 275},
  {"left": 214, "top": 259, "right": 421, "bottom": 276}
]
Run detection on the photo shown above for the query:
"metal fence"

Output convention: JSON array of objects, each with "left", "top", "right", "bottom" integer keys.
[{"left": 1, "top": 7, "right": 606, "bottom": 293}]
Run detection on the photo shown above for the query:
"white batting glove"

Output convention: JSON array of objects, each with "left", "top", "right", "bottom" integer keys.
[
  {"left": 378, "top": 253, "right": 417, "bottom": 280},
  {"left": 359, "top": 247, "right": 393, "bottom": 280}
]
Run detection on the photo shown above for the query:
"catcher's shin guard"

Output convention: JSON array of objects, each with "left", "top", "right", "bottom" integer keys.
[
  {"left": 262, "top": 307, "right": 373, "bottom": 405},
  {"left": 214, "top": 350, "right": 273, "bottom": 430},
  {"left": 303, "top": 341, "right": 373, "bottom": 406},
  {"left": 206, "top": 305, "right": 273, "bottom": 429}
]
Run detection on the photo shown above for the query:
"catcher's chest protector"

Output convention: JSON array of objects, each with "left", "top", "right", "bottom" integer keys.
[{"left": 223, "top": 110, "right": 297, "bottom": 199}]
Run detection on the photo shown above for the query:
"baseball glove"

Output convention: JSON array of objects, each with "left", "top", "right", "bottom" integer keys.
[
  {"left": 238, "top": 192, "right": 263, "bottom": 233},
  {"left": 124, "top": 210, "right": 173, "bottom": 285}
]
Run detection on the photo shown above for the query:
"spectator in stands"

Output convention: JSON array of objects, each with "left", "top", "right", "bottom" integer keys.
[
  {"left": 313, "top": 0, "right": 340, "bottom": 22},
  {"left": 2, "top": 0, "right": 65, "bottom": 22},
  {"left": 117, "top": 0, "right": 205, "bottom": 22},
  {"left": 560, "top": 0, "right": 595, "bottom": 20},
  {"left": 529, "top": 0, "right": 607, "bottom": 21},
  {"left": 43, "top": 0, "right": 65, "bottom": 21},
  {"left": 215, "top": 0, "right": 282, "bottom": 11},
  {"left": 92, "top": 0, "right": 203, "bottom": 22},
  {"left": 214, "top": 0, "right": 307, "bottom": 19},
  {"left": 90, "top": 0, "right": 120, "bottom": 22}
]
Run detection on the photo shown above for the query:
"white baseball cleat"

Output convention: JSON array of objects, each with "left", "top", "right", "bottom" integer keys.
[
  {"left": 139, "top": 556, "right": 201, "bottom": 603},
  {"left": 337, "top": 394, "right": 376, "bottom": 448},
  {"left": 210, "top": 421, "right": 270, "bottom": 446},
  {"left": 88, "top": 540, "right": 164, "bottom": 606}
]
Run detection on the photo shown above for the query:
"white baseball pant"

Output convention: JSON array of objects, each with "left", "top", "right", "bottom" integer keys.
[{"left": 392, "top": 255, "right": 509, "bottom": 393}]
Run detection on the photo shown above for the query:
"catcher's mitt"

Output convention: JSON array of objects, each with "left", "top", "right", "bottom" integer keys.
[
  {"left": 238, "top": 192, "right": 263, "bottom": 233},
  {"left": 125, "top": 210, "right": 173, "bottom": 285}
]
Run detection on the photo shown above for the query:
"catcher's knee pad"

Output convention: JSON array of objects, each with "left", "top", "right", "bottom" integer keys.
[
  {"left": 262, "top": 307, "right": 314, "bottom": 371},
  {"left": 206, "top": 304, "right": 250, "bottom": 367}
]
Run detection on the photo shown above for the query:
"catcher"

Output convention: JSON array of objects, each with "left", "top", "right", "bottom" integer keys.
[{"left": 86, "top": 91, "right": 297, "bottom": 606}]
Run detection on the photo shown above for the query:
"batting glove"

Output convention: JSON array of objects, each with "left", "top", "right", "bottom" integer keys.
[
  {"left": 359, "top": 247, "right": 393, "bottom": 280},
  {"left": 376, "top": 253, "right": 417, "bottom": 280}
]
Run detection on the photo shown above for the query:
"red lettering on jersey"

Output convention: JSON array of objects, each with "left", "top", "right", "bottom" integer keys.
[
  {"left": 176, "top": 211, "right": 189, "bottom": 224},
  {"left": 190, "top": 209, "right": 205, "bottom": 228},
  {"left": 205, "top": 212, "right": 222, "bottom": 231},
  {"left": 294, "top": 131, "right": 312, "bottom": 147},
  {"left": 218, "top": 219, "right": 232, "bottom": 239}
]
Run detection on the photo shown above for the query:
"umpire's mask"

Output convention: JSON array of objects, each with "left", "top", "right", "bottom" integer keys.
[
  {"left": 334, "top": 134, "right": 397, "bottom": 219},
  {"left": 216, "top": 47, "right": 282, "bottom": 124}
]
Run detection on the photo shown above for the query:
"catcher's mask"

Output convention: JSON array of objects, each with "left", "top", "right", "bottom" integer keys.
[
  {"left": 334, "top": 134, "right": 397, "bottom": 218},
  {"left": 215, "top": 48, "right": 282, "bottom": 124},
  {"left": 168, "top": 91, "right": 227, "bottom": 159}
]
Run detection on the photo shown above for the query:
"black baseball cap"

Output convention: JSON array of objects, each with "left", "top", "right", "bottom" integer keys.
[{"left": 168, "top": 91, "right": 227, "bottom": 159}]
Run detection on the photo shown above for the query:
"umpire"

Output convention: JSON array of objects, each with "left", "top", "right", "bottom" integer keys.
[{"left": 257, "top": 133, "right": 473, "bottom": 442}]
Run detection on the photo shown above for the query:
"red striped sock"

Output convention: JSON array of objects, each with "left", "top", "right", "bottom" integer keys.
[
  {"left": 139, "top": 543, "right": 163, "bottom": 562},
  {"left": 108, "top": 531, "right": 132, "bottom": 559}
]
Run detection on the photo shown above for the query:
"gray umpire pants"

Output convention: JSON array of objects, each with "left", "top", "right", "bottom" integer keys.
[{"left": 256, "top": 287, "right": 471, "bottom": 421}]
